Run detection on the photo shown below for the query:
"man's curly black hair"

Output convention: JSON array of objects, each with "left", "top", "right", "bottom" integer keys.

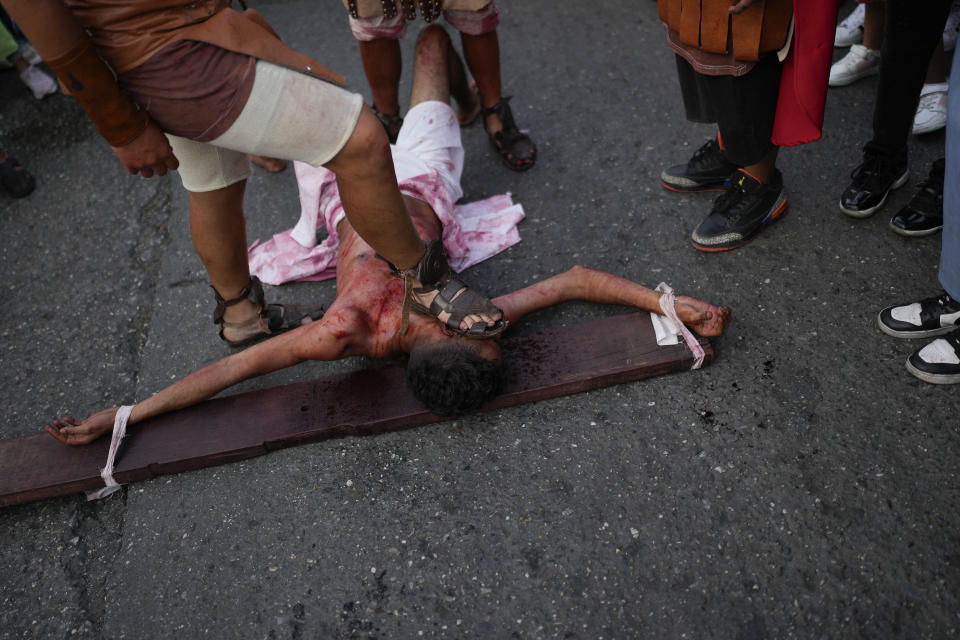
[{"left": 406, "top": 344, "right": 504, "bottom": 416}]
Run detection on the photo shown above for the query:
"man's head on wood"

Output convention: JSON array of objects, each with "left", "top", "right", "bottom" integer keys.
[{"left": 406, "top": 336, "right": 503, "bottom": 416}]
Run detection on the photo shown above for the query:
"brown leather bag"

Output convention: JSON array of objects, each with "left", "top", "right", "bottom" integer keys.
[{"left": 657, "top": 0, "right": 793, "bottom": 62}]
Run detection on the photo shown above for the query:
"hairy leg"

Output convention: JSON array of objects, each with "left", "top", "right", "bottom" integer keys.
[
  {"left": 409, "top": 25, "right": 453, "bottom": 106},
  {"left": 410, "top": 24, "right": 479, "bottom": 123}
]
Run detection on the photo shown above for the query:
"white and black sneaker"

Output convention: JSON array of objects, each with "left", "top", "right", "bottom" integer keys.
[
  {"left": 906, "top": 329, "right": 960, "bottom": 384},
  {"left": 878, "top": 291, "right": 960, "bottom": 338}
]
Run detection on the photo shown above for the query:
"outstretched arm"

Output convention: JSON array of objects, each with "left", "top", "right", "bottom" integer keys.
[
  {"left": 493, "top": 265, "right": 731, "bottom": 337},
  {"left": 46, "top": 320, "right": 349, "bottom": 445}
]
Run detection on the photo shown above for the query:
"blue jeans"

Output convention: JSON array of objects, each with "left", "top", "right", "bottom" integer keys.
[{"left": 943, "top": 46, "right": 960, "bottom": 298}]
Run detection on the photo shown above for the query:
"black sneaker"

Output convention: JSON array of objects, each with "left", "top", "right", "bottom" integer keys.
[
  {"left": 890, "top": 157, "right": 944, "bottom": 237},
  {"left": 877, "top": 291, "right": 960, "bottom": 338},
  {"left": 661, "top": 138, "right": 739, "bottom": 193},
  {"left": 690, "top": 169, "right": 787, "bottom": 252},
  {"left": 906, "top": 328, "right": 960, "bottom": 384},
  {"left": 839, "top": 151, "right": 908, "bottom": 218}
]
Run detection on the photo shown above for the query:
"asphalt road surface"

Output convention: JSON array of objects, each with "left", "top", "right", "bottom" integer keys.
[{"left": 1, "top": 1, "right": 957, "bottom": 638}]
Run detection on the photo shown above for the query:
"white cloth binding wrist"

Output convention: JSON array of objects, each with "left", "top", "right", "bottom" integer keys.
[
  {"left": 656, "top": 283, "right": 705, "bottom": 370},
  {"left": 85, "top": 404, "right": 134, "bottom": 501}
]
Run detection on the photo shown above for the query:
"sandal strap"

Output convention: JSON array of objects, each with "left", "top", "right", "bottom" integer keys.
[
  {"left": 426, "top": 279, "right": 469, "bottom": 315},
  {"left": 481, "top": 96, "right": 518, "bottom": 132},
  {"left": 212, "top": 276, "right": 265, "bottom": 325},
  {"left": 428, "top": 278, "right": 500, "bottom": 334},
  {"left": 378, "top": 240, "right": 453, "bottom": 335}
]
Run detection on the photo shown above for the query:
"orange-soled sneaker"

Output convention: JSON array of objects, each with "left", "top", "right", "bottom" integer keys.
[
  {"left": 690, "top": 168, "right": 787, "bottom": 252},
  {"left": 661, "top": 137, "right": 739, "bottom": 193}
]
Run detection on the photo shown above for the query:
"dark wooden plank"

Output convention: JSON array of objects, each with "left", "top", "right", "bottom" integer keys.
[{"left": 0, "top": 312, "right": 713, "bottom": 508}]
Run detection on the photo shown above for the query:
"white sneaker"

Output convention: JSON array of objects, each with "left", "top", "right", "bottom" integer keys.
[
  {"left": 913, "top": 82, "right": 949, "bottom": 135},
  {"left": 18, "top": 64, "right": 57, "bottom": 100},
  {"left": 835, "top": 4, "right": 865, "bottom": 48},
  {"left": 944, "top": 0, "right": 960, "bottom": 52},
  {"left": 18, "top": 42, "right": 42, "bottom": 66},
  {"left": 829, "top": 44, "right": 881, "bottom": 87}
]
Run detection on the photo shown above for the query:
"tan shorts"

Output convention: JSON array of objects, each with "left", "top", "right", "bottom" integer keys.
[{"left": 167, "top": 60, "right": 364, "bottom": 193}]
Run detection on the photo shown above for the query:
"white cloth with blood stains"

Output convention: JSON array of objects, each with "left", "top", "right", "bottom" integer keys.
[
  {"left": 247, "top": 100, "right": 524, "bottom": 285},
  {"left": 85, "top": 405, "right": 134, "bottom": 501},
  {"left": 650, "top": 283, "right": 705, "bottom": 369}
]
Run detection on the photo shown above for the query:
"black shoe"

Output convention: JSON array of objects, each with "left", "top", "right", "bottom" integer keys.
[
  {"left": 878, "top": 291, "right": 960, "bottom": 338},
  {"left": 890, "top": 157, "right": 944, "bottom": 237},
  {"left": 906, "top": 328, "right": 960, "bottom": 384},
  {"left": 691, "top": 168, "right": 787, "bottom": 252},
  {"left": 839, "top": 151, "right": 908, "bottom": 218},
  {"left": 661, "top": 137, "right": 739, "bottom": 193}
]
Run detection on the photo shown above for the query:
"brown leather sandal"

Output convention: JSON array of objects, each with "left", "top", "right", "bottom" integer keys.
[
  {"left": 213, "top": 276, "right": 323, "bottom": 348},
  {"left": 382, "top": 240, "right": 507, "bottom": 338},
  {"left": 482, "top": 97, "right": 536, "bottom": 172}
]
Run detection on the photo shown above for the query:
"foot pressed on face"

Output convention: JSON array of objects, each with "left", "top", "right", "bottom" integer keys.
[
  {"left": 411, "top": 285, "right": 503, "bottom": 333},
  {"left": 673, "top": 296, "right": 732, "bottom": 337},
  {"left": 398, "top": 240, "right": 506, "bottom": 339}
]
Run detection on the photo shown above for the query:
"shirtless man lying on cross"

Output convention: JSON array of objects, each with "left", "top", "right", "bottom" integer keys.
[{"left": 46, "top": 25, "right": 731, "bottom": 445}]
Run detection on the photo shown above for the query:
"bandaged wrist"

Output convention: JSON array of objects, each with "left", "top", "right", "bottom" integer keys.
[{"left": 47, "top": 39, "right": 149, "bottom": 147}]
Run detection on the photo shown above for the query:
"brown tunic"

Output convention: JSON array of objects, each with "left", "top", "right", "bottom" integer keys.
[{"left": 63, "top": 0, "right": 345, "bottom": 84}]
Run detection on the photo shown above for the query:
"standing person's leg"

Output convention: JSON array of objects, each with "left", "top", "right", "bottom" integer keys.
[
  {"left": 937, "top": 41, "right": 960, "bottom": 304},
  {"left": 348, "top": 12, "right": 408, "bottom": 142},
  {"left": 872, "top": 0, "right": 952, "bottom": 154},
  {"left": 359, "top": 38, "right": 404, "bottom": 139},
  {"left": 168, "top": 137, "right": 323, "bottom": 346},
  {"left": 901, "top": 42, "right": 960, "bottom": 384},
  {"left": 876, "top": 42, "right": 960, "bottom": 384},
  {"left": 446, "top": 1, "right": 536, "bottom": 171},
  {"left": 829, "top": 2, "right": 883, "bottom": 88},
  {"left": 840, "top": 0, "right": 952, "bottom": 218},
  {"left": 672, "top": 54, "right": 786, "bottom": 252}
]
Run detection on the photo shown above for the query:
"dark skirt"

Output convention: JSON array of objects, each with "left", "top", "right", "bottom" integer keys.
[{"left": 675, "top": 53, "right": 782, "bottom": 166}]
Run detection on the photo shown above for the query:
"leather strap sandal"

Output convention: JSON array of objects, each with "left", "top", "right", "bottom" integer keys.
[
  {"left": 482, "top": 97, "right": 536, "bottom": 172},
  {"left": 382, "top": 240, "right": 506, "bottom": 339},
  {"left": 213, "top": 276, "right": 324, "bottom": 348},
  {"left": 372, "top": 104, "right": 404, "bottom": 144}
]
